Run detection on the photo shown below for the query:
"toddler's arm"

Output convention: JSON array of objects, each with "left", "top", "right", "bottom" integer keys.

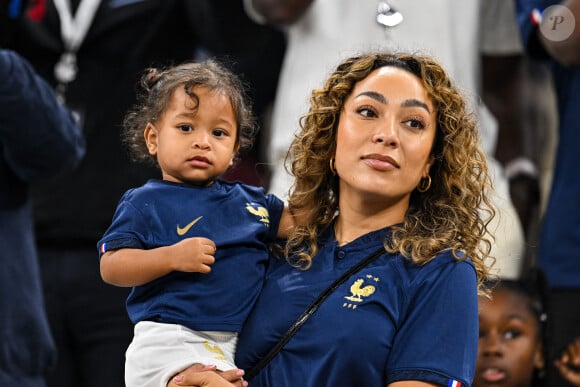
[{"left": 100, "top": 237, "right": 216, "bottom": 287}]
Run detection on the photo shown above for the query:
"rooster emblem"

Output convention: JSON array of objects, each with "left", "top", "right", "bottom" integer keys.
[
  {"left": 203, "top": 341, "right": 227, "bottom": 360},
  {"left": 344, "top": 278, "right": 376, "bottom": 302},
  {"left": 245, "top": 202, "right": 270, "bottom": 226}
]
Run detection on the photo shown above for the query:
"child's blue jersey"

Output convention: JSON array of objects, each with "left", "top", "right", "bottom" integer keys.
[
  {"left": 97, "top": 179, "right": 284, "bottom": 332},
  {"left": 236, "top": 226, "right": 478, "bottom": 386}
]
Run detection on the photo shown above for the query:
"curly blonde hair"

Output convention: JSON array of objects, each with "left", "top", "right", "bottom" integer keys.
[
  {"left": 122, "top": 59, "right": 256, "bottom": 167},
  {"left": 285, "top": 52, "right": 494, "bottom": 290}
]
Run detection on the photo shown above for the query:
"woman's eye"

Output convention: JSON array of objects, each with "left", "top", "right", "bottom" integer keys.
[
  {"left": 179, "top": 124, "right": 193, "bottom": 132},
  {"left": 404, "top": 118, "right": 425, "bottom": 129},
  {"left": 357, "top": 106, "right": 377, "bottom": 118}
]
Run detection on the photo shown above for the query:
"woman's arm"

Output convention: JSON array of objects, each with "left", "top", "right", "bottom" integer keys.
[
  {"left": 276, "top": 205, "right": 297, "bottom": 239},
  {"left": 276, "top": 202, "right": 312, "bottom": 239},
  {"left": 388, "top": 381, "right": 440, "bottom": 387},
  {"left": 100, "top": 237, "right": 216, "bottom": 287}
]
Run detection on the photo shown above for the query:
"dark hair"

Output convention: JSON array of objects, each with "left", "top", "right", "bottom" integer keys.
[
  {"left": 122, "top": 58, "right": 257, "bottom": 167},
  {"left": 483, "top": 268, "right": 551, "bottom": 386}
]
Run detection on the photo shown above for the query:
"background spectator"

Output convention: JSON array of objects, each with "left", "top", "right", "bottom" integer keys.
[
  {"left": 516, "top": 1, "right": 580, "bottom": 385},
  {"left": 0, "top": 48, "right": 85, "bottom": 386}
]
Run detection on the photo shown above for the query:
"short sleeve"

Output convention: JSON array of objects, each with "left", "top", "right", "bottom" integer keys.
[
  {"left": 386, "top": 258, "right": 479, "bottom": 386},
  {"left": 264, "top": 193, "right": 285, "bottom": 242},
  {"left": 96, "top": 194, "right": 148, "bottom": 257},
  {"left": 516, "top": 0, "right": 555, "bottom": 58}
]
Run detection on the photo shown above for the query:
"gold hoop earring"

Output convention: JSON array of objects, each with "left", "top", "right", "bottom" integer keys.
[
  {"left": 417, "top": 174, "right": 431, "bottom": 193},
  {"left": 329, "top": 158, "right": 337, "bottom": 176}
]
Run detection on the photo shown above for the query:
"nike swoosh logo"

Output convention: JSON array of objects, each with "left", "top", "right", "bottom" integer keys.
[{"left": 176, "top": 216, "right": 203, "bottom": 236}]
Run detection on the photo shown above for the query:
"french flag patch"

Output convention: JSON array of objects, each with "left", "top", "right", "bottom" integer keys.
[
  {"left": 448, "top": 380, "right": 462, "bottom": 387},
  {"left": 530, "top": 8, "right": 543, "bottom": 26},
  {"left": 100, "top": 243, "right": 106, "bottom": 254}
]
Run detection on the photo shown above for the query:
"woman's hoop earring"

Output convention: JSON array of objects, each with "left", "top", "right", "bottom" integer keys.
[
  {"left": 417, "top": 174, "right": 431, "bottom": 193},
  {"left": 329, "top": 158, "right": 337, "bottom": 176}
]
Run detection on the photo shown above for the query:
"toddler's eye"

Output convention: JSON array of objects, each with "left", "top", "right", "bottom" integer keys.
[
  {"left": 179, "top": 124, "right": 193, "bottom": 132},
  {"left": 212, "top": 129, "right": 227, "bottom": 137}
]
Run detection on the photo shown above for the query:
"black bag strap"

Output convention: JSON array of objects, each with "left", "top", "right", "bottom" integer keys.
[{"left": 245, "top": 247, "right": 385, "bottom": 380}]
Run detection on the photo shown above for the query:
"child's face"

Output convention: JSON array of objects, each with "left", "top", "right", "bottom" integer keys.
[
  {"left": 474, "top": 288, "right": 544, "bottom": 387},
  {"left": 144, "top": 86, "right": 238, "bottom": 185}
]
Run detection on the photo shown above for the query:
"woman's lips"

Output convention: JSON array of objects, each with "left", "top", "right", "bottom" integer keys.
[{"left": 362, "top": 153, "right": 399, "bottom": 171}]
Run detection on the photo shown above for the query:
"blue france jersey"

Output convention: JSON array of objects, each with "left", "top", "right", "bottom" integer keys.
[
  {"left": 236, "top": 226, "right": 478, "bottom": 386},
  {"left": 97, "top": 179, "right": 284, "bottom": 332}
]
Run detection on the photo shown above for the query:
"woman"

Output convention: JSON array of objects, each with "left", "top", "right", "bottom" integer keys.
[{"left": 170, "top": 51, "right": 494, "bottom": 387}]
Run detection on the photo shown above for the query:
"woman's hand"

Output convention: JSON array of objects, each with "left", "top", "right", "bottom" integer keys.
[{"left": 167, "top": 364, "right": 247, "bottom": 387}]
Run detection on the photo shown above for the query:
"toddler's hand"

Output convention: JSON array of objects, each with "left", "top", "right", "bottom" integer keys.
[{"left": 170, "top": 237, "right": 216, "bottom": 274}]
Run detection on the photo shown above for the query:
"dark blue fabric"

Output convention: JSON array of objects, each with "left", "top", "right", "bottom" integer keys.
[
  {"left": 0, "top": 49, "right": 84, "bottom": 386},
  {"left": 236, "top": 226, "right": 478, "bottom": 387},
  {"left": 97, "top": 179, "right": 284, "bottom": 332},
  {"left": 517, "top": 0, "right": 580, "bottom": 288}
]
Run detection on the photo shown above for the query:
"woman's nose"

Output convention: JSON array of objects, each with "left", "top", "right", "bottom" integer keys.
[{"left": 372, "top": 120, "right": 398, "bottom": 146}]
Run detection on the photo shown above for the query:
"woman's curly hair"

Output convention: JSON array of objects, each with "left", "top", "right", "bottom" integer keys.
[
  {"left": 122, "top": 58, "right": 256, "bottom": 167},
  {"left": 285, "top": 52, "right": 495, "bottom": 291}
]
